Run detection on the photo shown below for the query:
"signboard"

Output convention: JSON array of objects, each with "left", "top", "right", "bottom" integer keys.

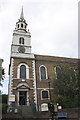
[
  {"left": 58, "top": 105, "right": 62, "bottom": 110},
  {"left": 9, "top": 95, "right": 15, "bottom": 102},
  {"left": 41, "top": 103, "right": 48, "bottom": 111}
]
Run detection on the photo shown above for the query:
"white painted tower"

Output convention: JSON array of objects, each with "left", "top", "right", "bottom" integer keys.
[{"left": 11, "top": 7, "right": 34, "bottom": 58}]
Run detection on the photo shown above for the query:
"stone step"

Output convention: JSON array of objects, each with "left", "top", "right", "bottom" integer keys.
[{"left": 17, "top": 105, "right": 34, "bottom": 117}]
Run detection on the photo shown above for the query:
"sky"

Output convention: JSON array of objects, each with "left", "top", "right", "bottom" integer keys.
[{"left": 0, "top": 0, "right": 79, "bottom": 94}]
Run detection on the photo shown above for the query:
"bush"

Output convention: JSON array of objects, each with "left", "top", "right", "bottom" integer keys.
[
  {"left": 2, "top": 104, "right": 8, "bottom": 113},
  {"left": 2, "top": 94, "right": 8, "bottom": 104}
]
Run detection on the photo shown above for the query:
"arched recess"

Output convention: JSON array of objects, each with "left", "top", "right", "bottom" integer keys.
[
  {"left": 39, "top": 65, "right": 48, "bottom": 80},
  {"left": 17, "top": 63, "right": 29, "bottom": 79}
]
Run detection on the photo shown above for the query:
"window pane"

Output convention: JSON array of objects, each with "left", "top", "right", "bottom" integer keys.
[
  {"left": 20, "top": 65, "right": 26, "bottom": 79},
  {"left": 40, "top": 66, "right": 46, "bottom": 80},
  {"left": 42, "top": 91, "right": 48, "bottom": 98}
]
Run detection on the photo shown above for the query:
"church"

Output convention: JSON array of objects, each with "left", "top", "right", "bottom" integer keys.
[{"left": 8, "top": 8, "right": 78, "bottom": 111}]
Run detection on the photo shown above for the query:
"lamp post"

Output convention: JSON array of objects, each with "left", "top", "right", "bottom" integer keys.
[
  {"left": 48, "top": 79, "right": 54, "bottom": 120},
  {"left": 48, "top": 81, "right": 51, "bottom": 101}
]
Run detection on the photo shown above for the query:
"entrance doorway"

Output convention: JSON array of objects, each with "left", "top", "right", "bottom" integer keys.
[{"left": 19, "top": 91, "right": 27, "bottom": 105}]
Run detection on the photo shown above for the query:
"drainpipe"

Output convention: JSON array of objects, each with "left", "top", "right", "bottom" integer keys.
[{"left": 35, "top": 55, "right": 38, "bottom": 111}]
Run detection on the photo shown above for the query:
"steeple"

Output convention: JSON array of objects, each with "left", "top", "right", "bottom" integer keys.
[
  {"left": 20, "top": 7, "right": 24, "bottom": 20},
  {"left": 15, "top": 7, "right": 28, "bottom": 32}
]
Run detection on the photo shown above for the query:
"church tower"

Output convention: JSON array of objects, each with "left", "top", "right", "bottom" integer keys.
[
  {"left": 8, "top": 8, "right": 37, "bottom": 108},
  {"left": 11, "top": 7, "right": 33, "bottom": 58}
]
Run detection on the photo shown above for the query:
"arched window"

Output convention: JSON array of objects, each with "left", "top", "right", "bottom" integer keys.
[
  {"left": 18, "top": 24, "right": 19, "bottom": 28},
  {"left": 17, "top": 63, "right": 29, "bottom": 79},
  {"left": 40, "top": 65, "right": 47, "bottom": 80},
  {"left": 20, "top": 65, "right": 26, "bottom": 79},
  {"left": 19, "top": 38, "right": 21, "bottom": 44},
  {"left": 22, "top": 38, "right": 24, "bottom": 44},
  {"left": 19, "top": 37, "right": 24, "bottom": 44},
  {"left": 42, "top": 90, "right": 49, "bottom": 99},
  {"left": 54, "top": 66, "right": 61, "bottom": 79},
  {"left": 21, "top": 23, "right": 23, "bottom": 28}
]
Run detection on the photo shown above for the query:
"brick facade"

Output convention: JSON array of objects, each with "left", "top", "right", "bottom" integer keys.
[{"left": 34, "top": 55, "right": 78, "bottom": 106}]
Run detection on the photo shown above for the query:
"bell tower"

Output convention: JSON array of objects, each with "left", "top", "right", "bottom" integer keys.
[
  {"left": 8, "top": 8, "right": 37, "bottom": 108},
  {"left": 11, "top": 7, "right": 34, "bottom": 58}
]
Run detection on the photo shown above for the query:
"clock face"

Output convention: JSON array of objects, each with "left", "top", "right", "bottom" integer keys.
[{"left": 18, "top": 46, "right": 25, "bottom": 53}]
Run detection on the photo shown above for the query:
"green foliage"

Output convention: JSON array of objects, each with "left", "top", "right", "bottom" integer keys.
[
  {"left": 2, "top": 68, "right": 5, "bottom": 80},
  {"left": 53, "top": 64, "right": 79, "bottom": 108},
  {"left": 54, "top": 95, "right": 78, "bottom": 108},
  {"left": 2, "top": 94, "right": 8, "bottom": 113},
  {"left": 48, "top": 102, "right": 54, "bottom": 113},
  {"left": 2, "top": 104, "right": 8, "bottom": 113},
  {"left": 2, "top": 94, "right": 8, "bottom": 104},
  {"left": 0, "top": 59, "right": 5, "bottom": 86}
]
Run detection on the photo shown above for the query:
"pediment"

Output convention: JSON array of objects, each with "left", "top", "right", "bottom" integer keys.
[{"left": 16, "top": 84, "right": 30, "bottom": 89}]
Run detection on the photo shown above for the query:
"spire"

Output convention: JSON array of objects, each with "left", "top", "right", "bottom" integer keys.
[
  {"left": 20, "top": 6, "right": 24, "bottom": 20},
  {"left": 15, "top": 7, "right": 28, "bottom": 31}
]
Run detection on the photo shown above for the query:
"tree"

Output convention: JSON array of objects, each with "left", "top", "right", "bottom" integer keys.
[
  {"left": 0, "top": 59, "right": 5, "bottom": 86},
  {"left": 53, "top": 64, "right": 79, "bottom": 108},
  {"left": 2, "top": 94, "right": 8, "bottom": 113},
  {"left": 2, "top": 94, "right": 8, "bottom": 104}
]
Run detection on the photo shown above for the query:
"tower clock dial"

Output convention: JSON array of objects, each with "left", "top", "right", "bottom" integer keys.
[{"left": 18, "top": 46, "right": 25, "bottom": 53}]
